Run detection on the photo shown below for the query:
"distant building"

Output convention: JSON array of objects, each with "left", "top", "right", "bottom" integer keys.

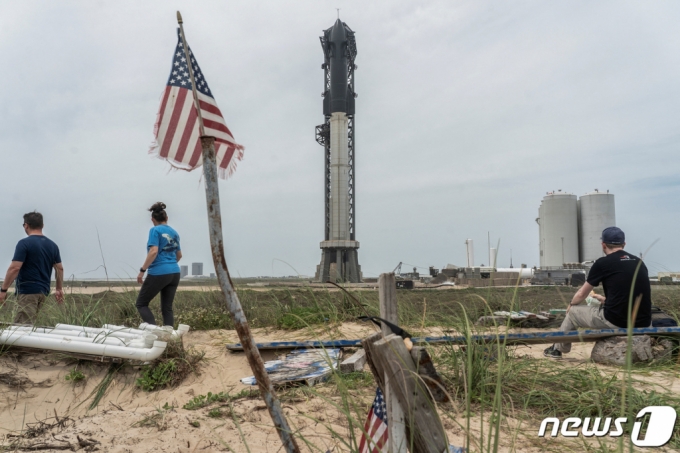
[
  {"left": 180, "top": 265, "right": 188, "bottom": 278},
  {"left": 210, "top": 273, "right": 216, "bottom": 278},
  {"left": 192, "top": 263, "right": 203, "bottom": 276}
]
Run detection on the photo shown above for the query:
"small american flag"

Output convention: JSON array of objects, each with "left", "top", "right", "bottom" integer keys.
[
  {"left": 151, "top": 29, "right": 243, "bottom": 179},
  {"left": 358, "top": 388, "right": 389, "bottom": 453}
]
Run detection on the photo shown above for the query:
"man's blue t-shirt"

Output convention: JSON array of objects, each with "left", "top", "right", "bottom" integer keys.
[
  {"left": 147, "top": 225, "right": 181, "bottom": 276},
  {"left": 12, "top": 235, "right": 62, "bottom": 295}
]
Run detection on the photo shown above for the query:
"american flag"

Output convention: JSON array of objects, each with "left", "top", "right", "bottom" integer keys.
[
  {"left": 358, "top": 388, "right": 389, "bottom": 453},
  {"left": 151, "top": 29, "right": 243, "bottom": 179}
]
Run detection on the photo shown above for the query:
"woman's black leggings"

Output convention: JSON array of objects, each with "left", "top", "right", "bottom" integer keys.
[{"left": 135, "top": 273, "right": 181, "bottom": 326}]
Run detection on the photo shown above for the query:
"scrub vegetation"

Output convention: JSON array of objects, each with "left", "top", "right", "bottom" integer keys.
[
  {"left": 2, "top": 285, "right": 678, "bottom": 331},
  {"left": 1, "top": 285, "right": 680, "bottom": 451}
]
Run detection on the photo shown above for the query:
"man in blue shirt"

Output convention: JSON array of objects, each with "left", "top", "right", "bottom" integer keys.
[{"left": 0, "top": 211, "right": 64, "bottom": 324}]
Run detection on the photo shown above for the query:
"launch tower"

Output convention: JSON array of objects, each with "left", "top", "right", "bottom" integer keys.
[{"left": 314, "top": 19, "right": 361, "bottom": 283}]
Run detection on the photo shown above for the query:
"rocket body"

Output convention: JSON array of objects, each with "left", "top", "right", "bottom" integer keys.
[
  {"left": 326, "top": 18, "right": 352, "bottom": 243},
  {"left": 329, "top": 112, "right": 350, "bottom": 240}
]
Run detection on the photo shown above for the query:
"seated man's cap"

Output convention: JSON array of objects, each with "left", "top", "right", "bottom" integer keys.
[{"left": 601, "top": 226, "right": 625, "bottom": 245}]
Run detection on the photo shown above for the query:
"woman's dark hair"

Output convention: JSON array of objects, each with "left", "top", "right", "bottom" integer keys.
[{"left": 149, "top": 202, "right": 168, "bottom": 222}]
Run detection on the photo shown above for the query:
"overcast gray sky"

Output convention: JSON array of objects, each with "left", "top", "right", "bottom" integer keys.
[{"left": 1, "top": 1, "right": 678, "bottom": 280}]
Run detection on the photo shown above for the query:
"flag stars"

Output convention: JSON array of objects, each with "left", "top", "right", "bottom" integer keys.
[{"left": 167, "top": 35, "right": 215, "bottom": 98}]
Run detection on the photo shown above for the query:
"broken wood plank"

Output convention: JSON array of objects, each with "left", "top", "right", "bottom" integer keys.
[
  {"left": 373, "top": 335, "right": 448, "bottom": 453},
  {"left": 339, "top": 349, "right": 366, "bottom": 373},
  {"left": 362, "top": 331, "right": 385, "bottom": 390},
  {"left": 410, "top": 346, "right": 449, "bottom": 403}
]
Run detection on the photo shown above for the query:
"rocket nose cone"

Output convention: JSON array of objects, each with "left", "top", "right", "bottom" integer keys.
[{"left": 330, "top": 19, "right": 346, "bottom": 42}]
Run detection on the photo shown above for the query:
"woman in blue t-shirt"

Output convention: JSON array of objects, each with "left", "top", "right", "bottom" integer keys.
[{"left": 136, "top": 202, "right": 182, "bottom": 326}]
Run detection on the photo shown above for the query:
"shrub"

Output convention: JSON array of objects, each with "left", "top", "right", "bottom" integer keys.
[
  {"left": 65, "top": 368, "right": 86, "bottom": 383},
  {"left": 136, "top": 360, "right": 177, "bottom": 392}
]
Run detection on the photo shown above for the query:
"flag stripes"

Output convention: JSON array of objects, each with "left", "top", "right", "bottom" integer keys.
[
  {"left": 151, "top": 30, "right": 243, "bottom": 179},
  {"left": 358, "top": 388, "right": 389, "bottom": 453}
]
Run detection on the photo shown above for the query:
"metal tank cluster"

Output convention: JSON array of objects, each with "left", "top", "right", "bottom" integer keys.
[{"left": 536, "top": 190, "right": 616, "bottom": 269}]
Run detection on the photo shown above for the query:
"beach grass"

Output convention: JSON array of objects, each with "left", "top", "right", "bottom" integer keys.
[{"left": 1, "top": 284, "right": 680, "bottom": 451}]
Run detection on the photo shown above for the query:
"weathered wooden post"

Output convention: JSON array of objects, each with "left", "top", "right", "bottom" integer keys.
[
  {"left": 361, "top": 273, "right": 450, "bottom": 453},
  {"left": 379, "top": 273, "right": 407, "bottom": 453},
  {"left": 371, "top": 334, "right": 449, "bottom": 453},
  {"left": 176, "top": 12, "right": 300, "bottom": 453}
]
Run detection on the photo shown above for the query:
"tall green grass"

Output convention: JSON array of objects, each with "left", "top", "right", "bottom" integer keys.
[{"left": 1, "top": 285, "right": 680, "bottom": 451}]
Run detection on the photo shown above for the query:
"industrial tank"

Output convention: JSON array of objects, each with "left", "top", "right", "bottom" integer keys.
[
  {"left": 489, "top": 247, "right": 497, "bottom": 268},
  {"left": 537, "top": 192, "right": 579, "bottom": 268},
  {"left": 578, "top": 191, "right": 615, "bottom": 262},
  {"left": 465, "top": 239, "right": 474, "bottom": 267}
]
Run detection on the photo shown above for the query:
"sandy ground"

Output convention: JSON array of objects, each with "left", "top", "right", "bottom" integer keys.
[{"left": 1, "top": 324, "right": 679, "bottom": 452}]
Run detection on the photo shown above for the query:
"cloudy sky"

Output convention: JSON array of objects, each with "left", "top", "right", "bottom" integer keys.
[{"left": 1, "top": 1, "right": 678, "bottom": 280}]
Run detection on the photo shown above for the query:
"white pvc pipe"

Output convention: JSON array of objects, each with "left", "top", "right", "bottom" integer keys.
[
  {"left": 103, "top": 324, "right": 172, "bottom": 341},
  {"left": 0, "top": 330, "right": 167, "bottom": 360},
  {"left": 7, "top": 330, "right": 154, "bottom": 349},
  {"left": 25, "top": 325, "right": 151, "bottom": 341},
  {"left": 103, "top": 323, "right": 189, "bottom": 339},
  {"left": 139, "top": 323, "right": 190, "bottom": 337},
  {"left": 28, "top": 328, "right": 154, "bottom": 348}
]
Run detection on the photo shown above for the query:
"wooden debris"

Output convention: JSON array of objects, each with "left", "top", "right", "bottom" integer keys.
[
  {"left": 410, "top": 346, "right": 449, "bottom": 403},
  {"left": 478, "top": 310, "right": 554, "bottom": 327},
  {"left": 476, "top": 316, "right": 508, "bottom": 326},
  {"left": 361, "top": 333, "right": 386, "bottom": 390},
  {"left": 369, "top": 334, "right": 448, "bottom": 453},
  {"left": 339, "top": 349, "right": 366, "bottom": 373}
]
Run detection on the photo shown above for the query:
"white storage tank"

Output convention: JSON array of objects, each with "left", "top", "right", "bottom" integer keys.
[
  {"left": 465, "top": 239, "right": 474, "bottom": 267},
  {"left": 537, "top": 192, "right": 579, "bottom": 268},
  {"left": 489, "top": 247, "right": 497, "bottom": 268},
  {"left": 578, "top": 191, "right": 615, "bottom": 262}
]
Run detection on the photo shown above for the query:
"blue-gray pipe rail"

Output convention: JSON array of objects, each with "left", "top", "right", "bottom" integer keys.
[{"left": 225, "top": 326, "right": 680, "bottom": 351}]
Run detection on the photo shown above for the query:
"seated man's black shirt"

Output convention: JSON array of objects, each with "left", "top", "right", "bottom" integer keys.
[{"left": 587, "top": 250, "right": 651, "bottom": 328}]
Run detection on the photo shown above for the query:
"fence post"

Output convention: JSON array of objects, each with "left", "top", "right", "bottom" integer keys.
[{"left": 379, "top": 273, "right": 407, "bottom": 453}]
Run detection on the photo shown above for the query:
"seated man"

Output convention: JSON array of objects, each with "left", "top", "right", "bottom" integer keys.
[{"left": 544, "top": 227, "right": 652, "bottom": 359}]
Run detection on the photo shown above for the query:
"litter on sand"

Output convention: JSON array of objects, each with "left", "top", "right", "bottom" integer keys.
[{"left": 241, "top": 348, "right": 340, "bottom": 386}]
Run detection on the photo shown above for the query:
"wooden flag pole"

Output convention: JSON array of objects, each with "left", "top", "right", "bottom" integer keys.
[{"left": 176, "top": 11, "right": 301, "bottom": 453}]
